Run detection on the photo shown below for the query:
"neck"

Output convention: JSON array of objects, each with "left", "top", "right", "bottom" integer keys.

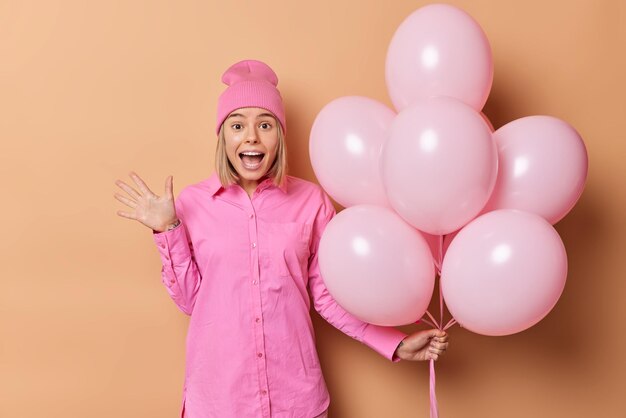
[{"left": 239, "top": 179, "right": 259, "bottom": 198}]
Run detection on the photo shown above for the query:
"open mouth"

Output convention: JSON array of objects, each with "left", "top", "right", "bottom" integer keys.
[{"left": 239, "top": 151, "right": 265, "bottom": 170}]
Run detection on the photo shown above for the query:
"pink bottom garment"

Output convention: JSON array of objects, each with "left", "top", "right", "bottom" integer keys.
[{"left": 182, "top": 409, "right": 329, "bottom": 418}]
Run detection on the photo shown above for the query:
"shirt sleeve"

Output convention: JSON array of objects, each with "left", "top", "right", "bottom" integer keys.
[
  {"left": 307, "top": 190, "right": 408, "bottom": 362},
  {"left": 152, "top": 194, "right": 202, "bottom": 315}
]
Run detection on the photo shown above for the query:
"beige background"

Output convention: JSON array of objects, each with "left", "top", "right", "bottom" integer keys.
[{"left": 1, "top": 0, "right": 625, "bottom": 417}]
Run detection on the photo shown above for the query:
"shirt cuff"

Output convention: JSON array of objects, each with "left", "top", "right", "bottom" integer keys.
[
  {"left": 152, "top": 221, "right": 191, "bottom": 266},
  {"left": 360, "top": 324, "right": 408, "bottom": 363},
  {"left": 152, "top": 220, "right": 182, "bottom": 235}
]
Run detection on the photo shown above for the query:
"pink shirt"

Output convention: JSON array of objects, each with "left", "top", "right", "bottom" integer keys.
[{"left": 152, "top": 173, "right": 407, "bottom": 418}]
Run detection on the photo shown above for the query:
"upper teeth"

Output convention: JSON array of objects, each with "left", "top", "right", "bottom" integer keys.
[{"left": 242, "top": 152, "right": 262, "bottom": 156}]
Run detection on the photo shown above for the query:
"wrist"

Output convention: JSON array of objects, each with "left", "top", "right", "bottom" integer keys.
[
  {"left": 394, "top": 338, "right": 406, "bottom": 359},
  {"left": 153, "top": 218, "right": 180, "bottom": 233},
  {"left": 165, "top": 219, "right": 181, "bottom": 230}
]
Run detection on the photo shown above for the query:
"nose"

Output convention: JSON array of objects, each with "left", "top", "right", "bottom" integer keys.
[{"left": 245, "top": 125, "right": 260, "bottom": 143}]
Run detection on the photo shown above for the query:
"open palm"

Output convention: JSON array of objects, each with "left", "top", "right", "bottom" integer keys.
[{"left": 114, "top": 171, "right": 178, "bottom": 232}]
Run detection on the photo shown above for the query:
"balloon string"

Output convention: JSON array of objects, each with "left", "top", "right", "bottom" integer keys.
[
  {"left": 433, "top": 258, "right": 442, "bottom": 275},
  {"left": 438, "top": 235, "right": 444, "bottom": 273},
  {"left": 421, "top": 316, "right": 438, "bottom": 329},
  {"left": 425, "top": 260, "right": 456, "bottom": 418},
  {"left": 439, "top": 277, "right": 444, "bottom": 328},
  {"left": 433, "top": 234, "right": 444, "bottom": 277},
  {"left": 444, "top": 318, "right": 457, "bottom": 330},
  {"left": 428, "top": 319, "right": 443, "bottom": 418},
  {"left": 430, "top": 275, "right": 444, "bottom": 418},
  {"left": 430, "top": 359, "right": 438, "bottom": 418},
  {"left": 425, "top": 310, "right": 439, "bottom": 327}
]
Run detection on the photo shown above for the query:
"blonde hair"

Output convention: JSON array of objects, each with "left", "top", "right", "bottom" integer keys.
[{"left": 215, "top": 121, "right": 288, "bottom": 189}]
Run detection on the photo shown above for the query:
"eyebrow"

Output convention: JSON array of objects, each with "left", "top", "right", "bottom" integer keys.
[{"left": 227, "top": 112, "right": 276, "bottom": 120}]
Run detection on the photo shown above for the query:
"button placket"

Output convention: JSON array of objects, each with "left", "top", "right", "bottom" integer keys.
[{"left": 246, "top": 200, "right": 270, "bottom": 415}]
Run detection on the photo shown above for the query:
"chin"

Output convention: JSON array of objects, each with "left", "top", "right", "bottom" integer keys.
[{"left": 237, "top": 166, "right": 269, "bottom": 182}]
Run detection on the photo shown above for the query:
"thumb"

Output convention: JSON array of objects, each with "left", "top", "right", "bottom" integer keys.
[
  {"left": 426, "top": 329, "right": 446, "bottom": 338},
  {"left": 165, "top": 175, "right": 174, "bottom": 198}
]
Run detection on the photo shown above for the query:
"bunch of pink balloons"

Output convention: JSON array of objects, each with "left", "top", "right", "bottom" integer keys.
[{"left": 310, "top": 3, "right": 588, "bottom": 335}]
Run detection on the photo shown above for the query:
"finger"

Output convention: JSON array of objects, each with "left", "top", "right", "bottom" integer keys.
[
  {"left": 115, "top": 179, "right": 141, "bottom": 200},
  {"left": 429, "top": 347, "right": 445, "bottom": 355},
  {"left": 130, "top": 171, "right": 156, "bottom": 197},
  {"left": 113, "top": 193, "right": 138, "bottom": 208},
  {"left": 116, "top": 210, "right": 137, "bottom": 220},
  {"left": 429, "top": 341, "right": 448, "bottom": 350},
  {"left": 434, "top": 335, "right": 449, "bottom": 343},
  {"left": 425, "top": 329, "right": 445, "bottom": 339},
  {"left": 430, "top": 353, "right": 439, "bottom": 361}
]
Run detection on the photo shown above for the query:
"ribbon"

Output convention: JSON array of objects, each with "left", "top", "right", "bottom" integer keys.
[{"left": 423, "top": 234, "right": 457, "bottom": 418}]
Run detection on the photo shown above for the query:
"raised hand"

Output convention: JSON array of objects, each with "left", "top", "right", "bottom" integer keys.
[{"left": 114, "top": 171, "right": 178, "bottom": 232}]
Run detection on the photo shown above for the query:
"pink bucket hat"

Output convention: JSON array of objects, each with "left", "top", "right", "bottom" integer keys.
[{"left": 216, "top": 59, "right": 286, "bottom": 135}]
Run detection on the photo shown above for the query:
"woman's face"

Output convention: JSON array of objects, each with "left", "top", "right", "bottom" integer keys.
[{"left": 223, "top": 107, "right": 280, "bottom": 190}]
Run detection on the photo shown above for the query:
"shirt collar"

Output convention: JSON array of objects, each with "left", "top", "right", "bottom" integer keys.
[
  {"left": 206, "top": 172, "right": 288, "bottom": 196},
  {"left": 206, "top": 173, "right": 223, "bottom": 196},
  {"left": 257, "top": 176, "right": 289, "bottom": 194}
]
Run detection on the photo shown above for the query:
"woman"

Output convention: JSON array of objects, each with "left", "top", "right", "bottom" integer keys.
[{"left": 114, "top": 59, "right": 449, "bottom": 418}]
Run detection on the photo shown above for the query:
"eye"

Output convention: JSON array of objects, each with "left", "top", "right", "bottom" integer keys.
[
  {"left": 231, "top": 123, "right": 242, "bottom": 130},
  {"left": 260, "top": 122, "right": 272, "bottom": 130}
]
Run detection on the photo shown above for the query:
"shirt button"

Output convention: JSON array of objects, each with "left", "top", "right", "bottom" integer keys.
[
  {"left": 252, "top": 280, "right": 258, "bottom": 285},
  {"left": 257, "top": 353, "right": 263, "bottom": 358},
  {"left": 251, "top": 242, "right": 256, "bottom": 248},
  {"left": 261, "top": 390, "right": 267, "bottom": 395},
  {"left": 255, "top": 317, "right": 261, "bottom": 323},
  {"left": 164, "top": 255, "right": 169, "bottom": 261},
  {"left": 159, "top": 243, "right": 165, "bottom": 248},
  {"left": 249, "top": 213, "right": 254, "bottom": 219},
  {"left": 170, "top": 279, "right": 175, "bottom": 284}
]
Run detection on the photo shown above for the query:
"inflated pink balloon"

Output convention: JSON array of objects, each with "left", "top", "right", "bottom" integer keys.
[
  {"left": 318, "top": 205, "right": 435, "bottom": 326},
  {"left": 482, "top": 116, "right": 588, "bottom": 224},
  {"left": 441, "top": 209, "right": 568, "bottom": 336},
  {"left": 385, "top": 3, "right": 493, "bottom": 112},
  {"left": 309, "top": 96, "right": 395, "bottom": 208},
  {"left": 381, "top": 96, "right": 498, "bottom": 235}
]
